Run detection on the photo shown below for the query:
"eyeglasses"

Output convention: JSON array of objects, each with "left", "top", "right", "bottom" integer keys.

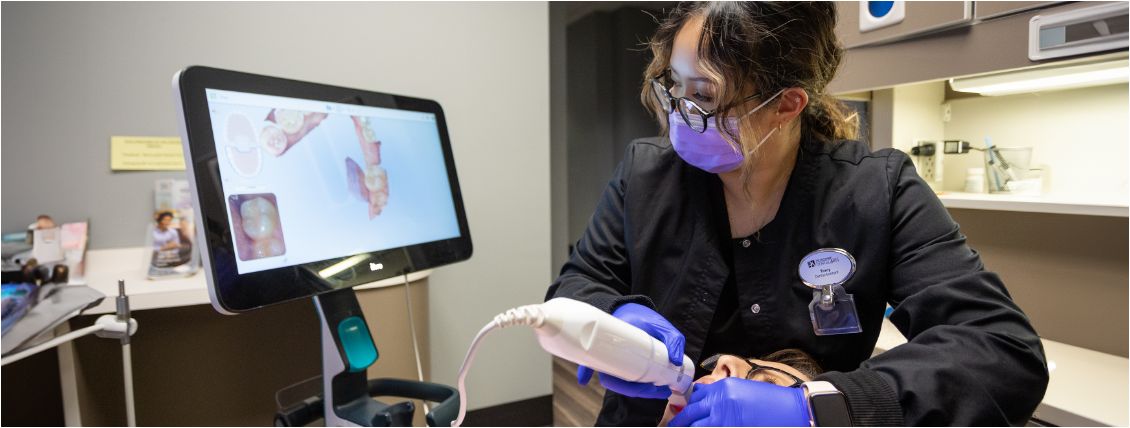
[
  {"left": 649, "top": 74, "right": 763, "bottom": 133},
  {"left": 699, "top": 353, "right": 806, "bottom": 388}
]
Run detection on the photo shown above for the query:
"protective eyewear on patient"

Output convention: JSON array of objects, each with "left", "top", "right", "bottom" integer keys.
[
  {"left": 649, "top": 76, "right": 764, "bottom": 133},
  {"left": 699, "top": 353, "right": 806, "bottom": 387}
]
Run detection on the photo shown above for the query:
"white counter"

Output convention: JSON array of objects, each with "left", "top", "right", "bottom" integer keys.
[
  {"left": 937, "top": 191, "right": 1129, "bottom": 217},
  {"left": 54, "top": 246, "right": 431, "bottom": 425},
  {"left": 876, "top": 318, "right": 1129, "bottom": 426},
  {"left": 80, "top": 247, "right": 431, "bottom": 314}
]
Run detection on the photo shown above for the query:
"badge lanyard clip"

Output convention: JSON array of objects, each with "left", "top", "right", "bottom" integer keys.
[{"left": 798, "top": 248, "right": 863, "bottom": 336}]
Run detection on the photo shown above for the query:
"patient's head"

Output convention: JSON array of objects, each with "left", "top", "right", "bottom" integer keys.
[
  {"left": 698, "top": 348, "right": 824, "bottom": 386},
  {"left": 659, "top": 349, "right": 824, "bottom": 426}
]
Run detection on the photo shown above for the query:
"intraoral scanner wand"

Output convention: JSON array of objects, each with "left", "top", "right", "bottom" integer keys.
[{"left": 451, "top": 298, "right": 695, "bottom": 427}]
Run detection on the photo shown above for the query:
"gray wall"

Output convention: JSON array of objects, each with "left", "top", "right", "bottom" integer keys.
[
  {"left": 550, "top": 3, "right": 570, "bottom": 275},
  {"left": 2, "top": 1, "right": 551, "bottom": 413},
  {"left": 563, "top": 5, "right": 667, "bottom": 246}
]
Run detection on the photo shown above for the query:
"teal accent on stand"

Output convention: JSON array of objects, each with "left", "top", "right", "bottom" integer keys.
[{"left": 337, "top": 316, "right": 379, "bottom": 372}]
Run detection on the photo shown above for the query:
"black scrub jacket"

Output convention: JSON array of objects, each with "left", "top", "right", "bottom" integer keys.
[{"left": 546, "top": 137, "right": 1049, "bottom": 426}]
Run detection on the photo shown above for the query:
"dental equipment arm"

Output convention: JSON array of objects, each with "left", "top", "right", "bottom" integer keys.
[{"left": 452, "top": 298, "right": 696, "bottom": 427}]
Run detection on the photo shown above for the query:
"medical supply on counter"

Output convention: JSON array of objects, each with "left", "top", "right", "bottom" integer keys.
[
  {"left": 1, "top": 283, "right": 37, "bottom": 335},
  {"left": 452, "top": 298, "right": 696, "bottom": 427},
  {"left": 984, "top": 138, "right": 1037, "bottom": 194},
  {"left": 965, "top": 168, "right": 986, "bottom": 193},
  {"left": 1, "top": 283, "right": 105, "bottom": 355}
]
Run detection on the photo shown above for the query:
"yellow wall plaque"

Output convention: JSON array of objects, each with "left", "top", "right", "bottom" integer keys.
[{"left": 110, "top": 136, "right": 185, "bottom": 171}]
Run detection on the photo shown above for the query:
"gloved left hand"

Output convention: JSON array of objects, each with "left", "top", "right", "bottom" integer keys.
[
  {"left": 576, "top": 303, "right": 685, "bottom": 399},
  {"left": 667, "top": 378, "right": 811, "bottom": 427}
]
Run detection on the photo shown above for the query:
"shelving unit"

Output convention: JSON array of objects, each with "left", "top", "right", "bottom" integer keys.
[{"left": 936, "top": 191, "right": 1129, "bottom": 217}]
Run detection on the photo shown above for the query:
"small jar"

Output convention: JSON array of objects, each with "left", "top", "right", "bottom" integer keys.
[{"left": 964, "top": 167, "right": 986, "bottom": 193}]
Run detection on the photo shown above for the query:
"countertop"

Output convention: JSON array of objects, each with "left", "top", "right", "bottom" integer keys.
[
  {"left": 79, "top": 247, "right": 431, "bottom": 315},
  {"left": 876, "top": 318, "right": 1128, "bottom": 426}
]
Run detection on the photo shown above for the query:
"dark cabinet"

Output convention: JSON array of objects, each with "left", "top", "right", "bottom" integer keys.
[{"left": 974, "top": 1, "right": 1060, "bottom": 21}]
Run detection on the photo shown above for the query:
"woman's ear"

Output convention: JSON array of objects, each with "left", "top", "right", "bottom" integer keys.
[{"left": 775, "top": 88, "right": 809, "bottom": 124}]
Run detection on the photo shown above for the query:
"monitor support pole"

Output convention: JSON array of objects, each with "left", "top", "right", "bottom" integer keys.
[{"left": 280, "top": 286, "right": 458, "bottom": 427}]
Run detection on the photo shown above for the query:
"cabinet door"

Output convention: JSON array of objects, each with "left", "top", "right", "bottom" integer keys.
[
  {"left": 974, "top": 1, "right": 1061, "bottom": 21},
  {"left": 837, "top": 1, "right": 973, "bottom": 48}
]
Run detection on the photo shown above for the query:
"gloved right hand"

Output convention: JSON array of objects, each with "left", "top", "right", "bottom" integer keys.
[{"left": 576, "top": 303, "right": 686, "bottom": 399}]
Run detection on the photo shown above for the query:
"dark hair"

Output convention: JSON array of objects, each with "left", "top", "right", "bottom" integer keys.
[
  {"left": 156, "top": 211, "right": 175, "bottom": 222},
  {"left": 760, "top": 348, "right": 824, "bottom": 379},
  {"left": 642, "top": 2, "right": 858, "bottom": 151}
]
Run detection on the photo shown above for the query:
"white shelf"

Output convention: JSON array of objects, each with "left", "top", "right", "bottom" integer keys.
[
  {"left": 81, "top": 247, "right": 431, "bottom": 315},
  {"left": 876, "top": 319, "right": 1128, "bottom": 427},
  {"left": 937, "top": 191, "right": 1129, "bottom": 217}
]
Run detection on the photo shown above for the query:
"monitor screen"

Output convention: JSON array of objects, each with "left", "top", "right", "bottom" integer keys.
[
  {"left": 174, "top": 66, "right": 472, "bottom": 313},
  {"left": 205, "top": 89, "right": 461, "bottom": 275}
]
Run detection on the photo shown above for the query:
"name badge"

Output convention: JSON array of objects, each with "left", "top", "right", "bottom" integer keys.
[
  {"left": 798, "top": 248, "right": 856, "bottom": 288},
  {"left": 799, "top": 248, "right": 862, "bottom": 336}
]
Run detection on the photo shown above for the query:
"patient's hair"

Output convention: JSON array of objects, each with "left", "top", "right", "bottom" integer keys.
[{"left": 760, "top": 348, "right": 824, "bottom": 379}]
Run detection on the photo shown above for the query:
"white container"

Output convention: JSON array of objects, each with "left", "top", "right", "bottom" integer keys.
[{"left": 965, "top": 167, "right": 986, "bottom": 193}]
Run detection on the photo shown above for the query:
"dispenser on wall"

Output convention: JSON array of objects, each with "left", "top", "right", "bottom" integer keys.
[
  {"left": 859, "top": 1, "right": 905, "bottom": 33},
  {"left": 1029, "top": 2, "right": 1129, "bottom": 61}
]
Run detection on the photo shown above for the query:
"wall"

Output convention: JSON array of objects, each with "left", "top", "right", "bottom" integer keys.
[
  {"left": 550, "top": 2, "right": 571, "bottom": 282},
  {"left": 563, "top": 6, "right": 666, "bottom": 246},
  {"left": 1, "top": 1, "right": 551, "bottom": 413},
  {"left": 890, "top": 81, "right": 947, "bottom": 187}
]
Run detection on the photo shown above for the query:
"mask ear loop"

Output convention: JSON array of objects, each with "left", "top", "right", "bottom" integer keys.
[
  {"left": 739, "top": 88, "right": 787, "bottom": 120},
  {"left": 744, "top": 122, "right": 783, "bottom": 157},
  {"left": 738, "top": 89, "right": 787, "bottom": 157}
]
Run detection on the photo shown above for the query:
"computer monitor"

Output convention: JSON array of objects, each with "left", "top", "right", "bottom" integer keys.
[{"left": 173, "top": 66, "right": 472, "bottom": 314}]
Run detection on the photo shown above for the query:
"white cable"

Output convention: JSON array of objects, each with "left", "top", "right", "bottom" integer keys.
[
  {"left": 451, "top": 322, "right": 497, "bottom": 428},
  {"left": 451, "top": 304, "right": 544, "bottom": 427},
  {"left": 402, "top": 273, "right": 431, "bottom": 423},
  {"left": 0, "top": 324, "right": 103, "bottom": 366},
  {"left": 122, "top": 343, "right": 136, "bottom": 427}
]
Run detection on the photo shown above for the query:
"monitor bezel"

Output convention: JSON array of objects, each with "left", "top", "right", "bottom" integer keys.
[{"left": 173, "top": 66, "right": 472, "bottom": 314}]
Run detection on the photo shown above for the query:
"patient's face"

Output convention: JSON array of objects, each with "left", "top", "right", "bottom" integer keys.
[
  {"left": 658, "top": 355, "right": 813, "bottom": 427},
  {"left": 697, "top": 355, "right": 811, "bottom": 386}
]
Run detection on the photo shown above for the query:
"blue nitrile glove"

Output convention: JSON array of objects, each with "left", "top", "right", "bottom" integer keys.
[
  {"left": 575, "top": 303, "right": 685, "bottom": 399},
  {"left": 668, "top": 377, "right": 811, "bottom": 427}
]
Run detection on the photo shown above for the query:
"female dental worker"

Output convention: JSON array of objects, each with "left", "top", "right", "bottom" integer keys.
[{"left": 545, "top": 2, "right": 1049, "bottom": 426}]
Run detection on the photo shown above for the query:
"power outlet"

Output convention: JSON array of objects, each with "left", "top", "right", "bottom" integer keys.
[{"left": 911, "top": 141, "right": 941, "bottom": 185}]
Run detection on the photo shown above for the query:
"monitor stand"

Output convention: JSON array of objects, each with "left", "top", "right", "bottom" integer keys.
[{"left": 275, "top": 287, "right": 460, "bottom": 427}]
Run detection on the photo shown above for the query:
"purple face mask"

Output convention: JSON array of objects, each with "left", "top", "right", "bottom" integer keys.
[{"left": 669, "top": 89, "right": 784, "bottom": 174}]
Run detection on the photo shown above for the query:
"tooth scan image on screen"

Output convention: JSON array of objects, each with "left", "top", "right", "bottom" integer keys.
[
  {"left": 206, "top": 89, "right": 461, "bottom": 274},
  {"left": 224, "top": 113, "right": 263, "bottom": 177},
  {"left": 227, "top": 193, "right": 286, "bottom": 261}
]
